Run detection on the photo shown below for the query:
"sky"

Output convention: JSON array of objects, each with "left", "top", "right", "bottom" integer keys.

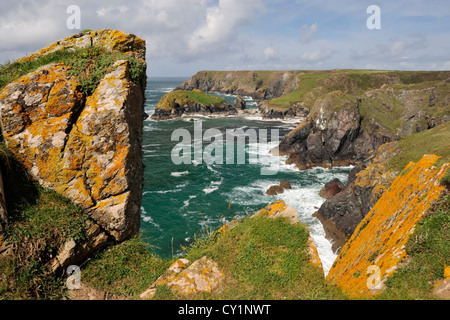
[{"left": 0, "top": 0, "right": 449, "bottom": 77}]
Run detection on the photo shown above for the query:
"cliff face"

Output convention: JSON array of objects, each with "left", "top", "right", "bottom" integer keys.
[
  {"left": 0, "top": 30, "right": 146, "bottom": 248},
  {"left": 151, "top": 89, "right": 237, "bottom": 120},
  {"left": 278, "top": 75, "right": 450, "bottom": 169},
  {"left": 315, "top": 121, "right": 450, "bottom": 253},
  {"left": 177, "top": 70, "right": 302, "bottom": 100},
  {"left": 326, "top": 154, "right": 449, "bottom": 298}
]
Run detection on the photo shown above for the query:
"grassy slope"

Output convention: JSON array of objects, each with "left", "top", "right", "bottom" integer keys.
[
  {"left": 0, "top": 143, "right": 91, "bottom": 299},
  {"left": 388, "top": 121, "right": 450, "bottom": 171},
  {"left": 80, "top": 215, "right": 347, "bottom": 300},
  {"left": 265, "top": 70, "right": 450, "bottom": 108}
]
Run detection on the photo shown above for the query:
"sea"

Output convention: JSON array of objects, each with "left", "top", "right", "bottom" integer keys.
[{"left": 141, "top": 77, "right": 352, "bottom": 275}]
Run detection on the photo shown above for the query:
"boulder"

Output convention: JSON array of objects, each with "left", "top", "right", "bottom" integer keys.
[
  {"left": 140, "top": 257, "right": 224, "bottom": 299},
  {"left": 265, "top": 180, "right": 292, "bottom": 195},
  {"left": 319, "top": 178, "right": 344, "bottom": 199},
  {"left": 266, "top": 185, "right": 284, "bottom": 195}
]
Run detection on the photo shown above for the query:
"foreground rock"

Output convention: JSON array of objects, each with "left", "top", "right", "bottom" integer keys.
[
  {"left": 140, "top": 257, "right": 224, "bottom": 299},
  {"left": 151, "top": 89, "right": 237, "bottom": 120},
  {"left": 326, "top": 154, "right": 449, "bottom": 298},
  {"left": 0, "top": 59, "right": 144, "bottom": 242},
  {"left": 0, "top": 30, "right": 146, "bottom": 271}
]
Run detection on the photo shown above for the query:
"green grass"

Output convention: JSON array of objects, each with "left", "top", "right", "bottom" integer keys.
[
  {"left": 388, "top": 121, "right": 450, "bottom": 172},
  {"left": 80, "top": 236, "right": 171, "bottom": 298},
  {"left": 0, "top": 188, "right": 90, "bottom": 299},
  {"left": 0, "top": 46, "right": 146, "bottom": 96},
  {"left": 152, "top": 215, "right": 347, "bottom": 300},
  {"left": 377, "top": 194, "right": 450, "bottom": 300}
]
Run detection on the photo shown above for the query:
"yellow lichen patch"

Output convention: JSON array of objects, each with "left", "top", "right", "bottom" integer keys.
[
  {"left": 308, "top": 237, "right": 324, "bottom": 272},
  {"left": 326, "top": 154, "right": 449, "bottom": 298},
  {"left": 257, "top": 200, "right": 288, "bottom": 217}
]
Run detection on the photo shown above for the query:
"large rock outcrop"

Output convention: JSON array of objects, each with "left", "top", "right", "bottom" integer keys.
[
  {"left": 278, "top": 75, "right": 450, "bottom": 169},
  {"left": 326, "top": 154, "right": 449, "bottom": 298},
  {"left": 152, "top": 89, "right": 237, "bottom": 120},
  {"left": 0, "top": 30, "right": 146, "bottom": 248}
]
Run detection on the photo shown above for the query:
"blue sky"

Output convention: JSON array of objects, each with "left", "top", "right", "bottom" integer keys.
[{"left": 0, "top": 0, "right": 449, "bottom": 76}]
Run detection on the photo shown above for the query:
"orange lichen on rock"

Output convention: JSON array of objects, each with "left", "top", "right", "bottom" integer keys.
[
  {"left": 308, "top": 237, "right": 324, "bottom": 273},
  {"left": 254, "top": 200, "right": 299, "bottom": 224},
  {"left": 16, "top": 29, "right": 146, "bottom": 64},
  {"left": 0, "top": 59, "right": 144, "bottom": 241},
  {"left": 326, "top": 154, "right": 449, "bottom": 298}
]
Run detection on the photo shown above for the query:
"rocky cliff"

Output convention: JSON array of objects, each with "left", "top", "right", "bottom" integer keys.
[
  {"left": 326, "top": 154, "right": 449, "bottom": 298},
  {"left": 177, "top": 70, "right": 302, "bottom": 100},
  {"left": 0, "top": 29, "right": 146, "bottom": 270},
  {"left": 315, "top": 121, "right": 450, "bottom": 253},
  {"left": 151, "top": 89, "right": 237, "bottom": 120},
  {"left": 278, "top": 72, "right": 450, "bottom": 169}
]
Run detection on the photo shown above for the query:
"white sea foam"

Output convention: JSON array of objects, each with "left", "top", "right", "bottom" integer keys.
[
  {"left": 171, "top": 171, "right": 189, "bottom": 177},
  {"left": 203, "top": 179, "right": 223, "bottom": 194}
]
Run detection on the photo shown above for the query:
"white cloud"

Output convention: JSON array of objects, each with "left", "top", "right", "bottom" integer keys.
[
  {"left": 187, "top": 0, "right": 264, "bottom": 57},
  {"left": 300, "top": 23, "right": 318, "bottom": 43},
  {"left": 264, "top": 47, "right": 277, "bottom": 60},
  {"left": 299, "top": 48, "right": 333, "bottom": 63}
]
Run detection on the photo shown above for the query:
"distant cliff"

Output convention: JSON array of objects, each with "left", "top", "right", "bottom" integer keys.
[
  {"left": 0, "top": 29, "right": 147, "bottom": 272},
  {"left": 277, "top": 71, "right": 450, "bottom": 169}
]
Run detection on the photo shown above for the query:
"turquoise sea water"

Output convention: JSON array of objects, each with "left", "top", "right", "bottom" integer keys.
[{"left": 141, "top": 77, "right": 352, "bottom": 275}]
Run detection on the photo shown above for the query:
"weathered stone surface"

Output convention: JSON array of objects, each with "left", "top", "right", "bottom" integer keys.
[
  {"left": 433, "top": 266, "right": 450, "bottom": 300},
  {"left": 168, "top": 256, "right": 224, "bottom": 296},
  {"left": 326, "top": 154, "right": 449, "bottom": 298},
  {"left": 254, "top": 200, "right": 299, "bottom": 224},
  {"left": 17, "top": 29, "right": 146, "bottom": 63},
  {"left": 0, "top": 59, "right": 145, "bottom": 242},
  {"left": 140, "top": 257, "right": 224, "bottom": 298},
  {"left": 140, "top": 258, "right": 191, "bottom": 299},
  {"left": 308, "top": 237, "right": 324, "bottom": 273}
]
